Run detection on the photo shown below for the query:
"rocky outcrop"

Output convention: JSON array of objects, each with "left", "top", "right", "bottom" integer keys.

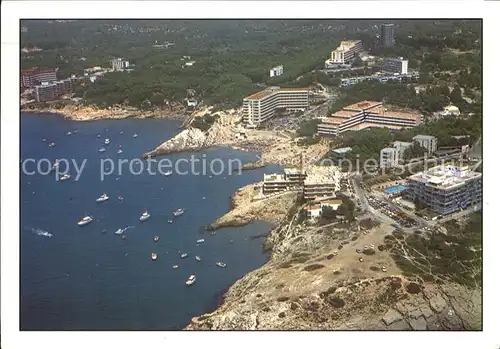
[
  {"left": 142, "top": 127, "right": 208, "bottom": 158},
  {"left": 206, "top": 183, "right": 298, "bottom": 230},
  {"left": 23, "top": 103, "right": 186, "bottom": 121}
]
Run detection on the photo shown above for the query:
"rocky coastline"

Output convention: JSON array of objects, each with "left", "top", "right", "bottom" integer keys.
[{"left": 21, "top": 103, "right": 187, "bottom": 122}]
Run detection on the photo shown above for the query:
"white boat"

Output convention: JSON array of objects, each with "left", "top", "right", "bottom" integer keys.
[
  {"left": 42, "top": 138, "right": 47, "bottom": 142},
  {"left": 153, "top": 235, "right": 160, "bottom": 242},
  {"left": 59, "top": 173, "right": 71, "bottom": 181},
  {"left": 196, "top": 239, "right": 205, "bottom": 244},
  {"left": 96, "top": 193, "right": 109, "bottom": 203},
  {"left": 173, "top": 208, "right": 185, "bottom": 217},
  {"left": 172, "top": 264, "right": 179, "bottom": 269},
  {"left": 216, "top": 262, "right": 227, "bottom": 268},
  {"left": 133, "top": 133, "right": 138, "bottom": 138},
  {"left": 98, "top": 147, "right": 106, "bottom": 153},
  {"left": 151, "top": 253, "right": 158, "bottom": 261},
  {"left": 77, "top": 216, "right": 93, "bottom": 226},
  {"left": 164, "top": 170, "right": 173, "bottom": 176},
  {"left": 195, "top": 256, "right": 201, "bottom": 262},
  {"left": 117, "top": 149, "right": 123, "bottom": 154},
  {"left": 120, "top": 131, "right": 124, "bottom": 135},
  {"left": 48, "top": 142, "right": 56, "bottom": 147},
  {"left": 97, "top": 134, "right": 101, "bottom": 138},
  {"left": 180, "top": 253, "right": 188, "bottom": 259},
  {"left": 104, "top": 138, "right": 110, "bottom": 145},
  {"left": 67, "top": 131, "right": 72, "bottom": 136},
  {"left": 51, "top": 159, "right": 60, "bottom": 171},
  {"left": 139, "top": 210, "right": 151, "bottom": 222},
  {"left": 185, "top": 274, "right": 196, "bottom": 286},
  {"left": 167, "top": 219, "right": 173, "bottom": 224},
  {"left": 114, "top": 228, "right": 124, "bottom": 235}
]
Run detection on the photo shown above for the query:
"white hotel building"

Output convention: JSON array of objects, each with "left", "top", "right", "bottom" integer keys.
[
  {"left": 242, "top": 87, "right": 309, "bottom": 127},
  {"left": 324, "top": 40, "right": 363, "bottom": 67}
]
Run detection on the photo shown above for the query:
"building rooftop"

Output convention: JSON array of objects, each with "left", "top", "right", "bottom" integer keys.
[
  {"left": 284, "top": 168, "right": 305, "bottom": 176},
  {"left": 331, "top": 110, "right": 361, "bottom": 118},
  {"left": 381, "top": 147, "right": 397, "bottom": 153},
  {"left": 413, "top": 134, "right": 437, "bottom": 140},
  {"left": 343, "top": 100, "right": 382, "bottom": 111},
  {"left": 408, "top": 165, "right": 482, "bottom": 189},
  {"left": 321, "top": 199, "right": 343, "bottom": 206},
  {"left": 394, "top": 141, "right": 413, "bottom": 146},
  {"left": 305, "top": 204, "right": 322, "bottom": 211}
]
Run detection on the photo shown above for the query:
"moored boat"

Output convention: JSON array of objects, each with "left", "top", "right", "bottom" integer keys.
[
  {"left": 195, "top": 256, "right": 201, "bottom": 262},
  {"left": 77, "top": 216, "right": 93, "bottom": 227},
  {"left": 59, "top": 173, "right": 72, "bottom": 181},
  {"left": 216, "top": 262, "right": 227, "bottom": 268},
  {"left": 114, "top": 228, "right": 124, "bottom": 235},
  {"left": 151, "top": 253, "right": 158, "bottom": 261},
  {"left": 104, "top": 138, "right": 110, "bottom": 145},
  {"left": 133, "top": 133, "right": 138, "bottom": 138},
  {"left": 173, "top": 208, "right": 185, "bottom": 217},
  {"left": 153, "top": 235, "right": 159, "bottom": 242},
  {"left": 172, "top": 264, "right": 179, "bottom": 269},
  {"left": 139, "top": 210, "right": 151, "bottom": 222},
  {"left": 167, "top": 219, "right": 173, "bottom": 224},
  {"left": 98, "top": 147, "right": 106, "bottom": 153},
  {"left": 67, "top": 131, "right": 72, "bottom": 136},
  {"left": 185, "top": 274, "right": 196, "bottom": 286},
  {"left": 117, "top": 148, "right": 123, "bottom": 154},
  {"left": 96, "top": 193, "right": 109, "bottom": 203},
  {"left": 48, "top": 142, "right": 56, "bottom": 147},
  {"left": 164, "top": 170, "right": 173, "bottom": 176},
  {"left": 196, "top": 239, "right": 205, "bottom": 244},
  {"left": 180, "top": 253, "right": 188, "bottom": 259}
]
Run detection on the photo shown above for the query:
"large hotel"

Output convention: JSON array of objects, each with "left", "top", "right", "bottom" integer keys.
[
  {"left": 405, "top": 165, "right": 482, "bottom": 215},
  {"left": 242, "top": 87, "right": 309, "bottom": 127},
  {"left": 324, "top": 40, "right": 363, "bottom": 67},
  {"left": 317, "top": 101, "right": 422, "bottom": 137}
]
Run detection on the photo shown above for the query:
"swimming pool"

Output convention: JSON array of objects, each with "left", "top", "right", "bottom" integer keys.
[{"left": 384, "top": 185, "right": 407, "bottom": 194}]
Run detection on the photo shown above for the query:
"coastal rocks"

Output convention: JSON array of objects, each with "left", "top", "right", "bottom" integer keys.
[
  {"left": 382, "top": 309, "right": 403, "bottom": 326},
  {"left": 207, "top": 183, "right": 298, "bottom": 231},
  {"left": 142, "top": 127, "right": 207, "bottom": 158}
]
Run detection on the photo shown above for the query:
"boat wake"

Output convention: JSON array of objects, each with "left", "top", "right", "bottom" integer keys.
[
  {"left": 115, "top": 226, "right": 135, "bottom": 235},
  {"left": 28, "top": 227, "right": 53, "bottom": 238}
]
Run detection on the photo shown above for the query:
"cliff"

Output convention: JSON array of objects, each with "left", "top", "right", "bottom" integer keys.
[{"left": 142, "top": 127, "right": 208, "bottom": 158}]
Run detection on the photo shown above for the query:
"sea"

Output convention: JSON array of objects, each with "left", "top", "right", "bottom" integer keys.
[{"left": 20, "top": 112, "right": 280, "bottom": 330}]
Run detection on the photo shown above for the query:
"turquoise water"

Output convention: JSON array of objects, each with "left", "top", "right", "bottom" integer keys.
[
  {"left": 384, "top": 185, "right": 407, "bottom": 193},
  {"left": 20, "top": 112, "right": 280, "bottom": 330}
]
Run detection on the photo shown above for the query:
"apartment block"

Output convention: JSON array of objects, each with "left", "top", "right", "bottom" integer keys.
[
  {"left": 303, "top": 167, "right": 340, "bottom": 200},
  {"left": 242, "top": 87, "right": 309, "bottom": 127},
  {"left": 21, "top": 67, "right": 58, "bottom": 88},
  {"left": 381, "top": 57, "right": 408, "bottom": 75},
  {"left": 270, "top": 65, "right": 284, "bottom": 77},
  {"left": 380, "top": 148, "right": 398, "bottom": 168},
  {"left": 393, "top": 141, "right": 413, "bottom": 161},
  {"left": 406, "top": 165, "right": 482, "bottom": 215},
  {"left": 317, "top": 101, "right": 421, "bottom": 137},
  {"left": 412, "top": 135, "right": 438, "bottom": 155},
  {"left": 263, "top": 168, "right": 307, "bottom": 195},
  {"left": 111, "top": 58, "right": 130, "bottom": 71}
]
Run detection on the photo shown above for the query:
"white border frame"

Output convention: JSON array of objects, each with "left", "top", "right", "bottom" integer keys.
[{"left": 2, "top": 2, "right": 499, "bottom": 349}]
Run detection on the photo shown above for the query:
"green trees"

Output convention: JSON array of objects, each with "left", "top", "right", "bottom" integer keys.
[{"left": 403, "top": 142, "right": 427, "bottom": 160}]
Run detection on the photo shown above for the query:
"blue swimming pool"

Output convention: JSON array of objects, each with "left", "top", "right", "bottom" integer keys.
[{"left": 384, "top": 185, "right": 407, "bottom": 194}]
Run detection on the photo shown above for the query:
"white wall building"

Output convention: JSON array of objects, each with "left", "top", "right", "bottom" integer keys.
[
  {"left": 393, "top": 141, "right": 413, "bottom": 162},
  {"left": 111, "top": 58, "right": 130, "bottom": 72},
  {"left": 412, "top": 135, "right": 438, "bottom": 155},
  {"left": 439, "top": 105, "right": 461, "bottom": 118},
  {"left": 380, "top": 147, "right": 398, "bottom": 168},
  {"left": 270, "top": 65, "right": 284, "bottom": 77}
]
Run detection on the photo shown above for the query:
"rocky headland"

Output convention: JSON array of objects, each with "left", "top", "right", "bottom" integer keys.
[{"left": 21, "top": 103, "right": 187, "bottom": 122}]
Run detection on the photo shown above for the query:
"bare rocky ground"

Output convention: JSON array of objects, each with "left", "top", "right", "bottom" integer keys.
[
  {"left": 206, "top": 182, "right": 299, "bottom": 230},
  {"left": 187, "top": 215, "right": 481, "bottom": 330}
]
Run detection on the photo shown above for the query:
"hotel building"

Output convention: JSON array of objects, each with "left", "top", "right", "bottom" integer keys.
[
  {"left": 21, "top": 67, "right": 58, "bottom": 88},
  {"left": 317, "top": 101, "right": 422, "bottom": 137},
  {"left": 242, "top": 87, "right": 309, "bottom": 127},
  {"left": 406, "top": 165, "right": 482, "bottom": 215},
  {"left": 393, "top": 141, "right": 413, "bottom": 161},
  {"left": 263, "top": 168, "right": 307, "bottom": 195},
  {"left": 325, "top": 40, "right": 363, "bottom": 65},
  {"left": 303, "top": 167, "right": 340, "bottom": 201},
  {"left": 380, "top": 24, "right": 395, "bottom": 47}
]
